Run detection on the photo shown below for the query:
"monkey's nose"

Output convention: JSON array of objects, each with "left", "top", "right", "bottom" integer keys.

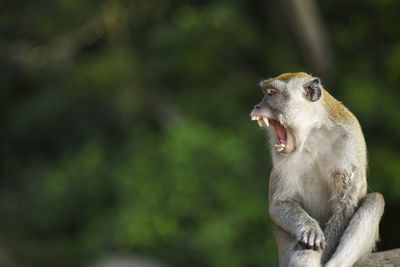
[{"left": 254, "top": 105, "right": 261, "bottom": 109}]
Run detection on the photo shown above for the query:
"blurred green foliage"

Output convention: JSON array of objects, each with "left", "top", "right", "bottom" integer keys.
[{"left": 1, "top": 0, "right": 400, "bottom": 266}]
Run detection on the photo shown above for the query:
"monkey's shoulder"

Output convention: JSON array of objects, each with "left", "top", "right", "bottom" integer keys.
[{"left": 321, "top": 89, "right": 359, "bottom": 127}]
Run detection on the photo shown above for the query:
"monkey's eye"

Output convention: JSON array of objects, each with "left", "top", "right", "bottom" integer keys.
[{"left": 265, "top": 89, "right": 276, "bottom": 96}]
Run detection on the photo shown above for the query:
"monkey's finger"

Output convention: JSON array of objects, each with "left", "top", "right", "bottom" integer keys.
[
  {"left": 307, "top": 232, "right": 315, "bottom": 249},
  {"left": 314, "top": 235, "right": 323, "bottom": 250},
  {"left": 300, "top": 233, "right": 308, "bottom": 246},
  {"left": 321, "top": 236, "right": 326, "bottom": 250}
]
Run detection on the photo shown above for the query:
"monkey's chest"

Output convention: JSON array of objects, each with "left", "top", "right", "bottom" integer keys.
[{"left": 298, "top": 172, "right": 331, "bottom": 226}]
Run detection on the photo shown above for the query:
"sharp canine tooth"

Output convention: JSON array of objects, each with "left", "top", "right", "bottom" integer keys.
[
  {"left": 257, "top": 119, "right": 263, "bottom": 127},
  {"left": 263, "top": 118, "right": 269, "bottom": 127}
]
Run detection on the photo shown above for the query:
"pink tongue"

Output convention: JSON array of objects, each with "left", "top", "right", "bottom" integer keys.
[{"left": 274, "top": 123, "right": 287, "bottom": 143}]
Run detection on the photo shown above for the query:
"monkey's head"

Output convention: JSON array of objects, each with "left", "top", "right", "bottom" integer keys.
[{"left": 250, "top": 72, "right": 323, "bottom": 154}]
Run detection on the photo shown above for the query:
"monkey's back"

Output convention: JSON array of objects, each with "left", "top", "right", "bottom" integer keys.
[{"left": 322, "top": 89, "right": 367, "bottom": 176}]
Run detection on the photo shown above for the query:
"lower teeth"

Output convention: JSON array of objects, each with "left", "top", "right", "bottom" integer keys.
[{"left": 275, "top": 143, "right": 286, "bottom": 152}]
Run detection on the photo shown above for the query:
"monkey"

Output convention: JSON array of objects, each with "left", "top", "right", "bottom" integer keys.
[{"left": 250, "top": 72, "right": 384, "bottom": 267}]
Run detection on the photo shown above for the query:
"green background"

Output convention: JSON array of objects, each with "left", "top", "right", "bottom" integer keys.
[{"left": 1, "top": 0, "right": 400, "bottom": 266}]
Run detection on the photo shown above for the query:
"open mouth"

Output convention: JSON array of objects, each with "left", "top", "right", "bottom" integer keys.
[{"left": 251, "top": 116, "right": 289, "bottom": 152}]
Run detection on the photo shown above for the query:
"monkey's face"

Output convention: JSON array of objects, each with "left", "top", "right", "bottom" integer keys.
[{"left": 250, "top": 73, "right": 322, "bottom": 154}]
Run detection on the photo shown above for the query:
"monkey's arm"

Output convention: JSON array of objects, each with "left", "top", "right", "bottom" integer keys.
[
  {"left": 325, "top": 193, "right": 384, "bottom": 267},
  {"left": 321, "top": 170, "right": 361, "bottom": 263},
  {"left": 269, "top": 171, "right": 326, "bottom": 250},
  {"left": 270, "top": 199, "right": 326, "bottom": 250},
  {"left": 322, "top": 199, "right": 357, "bottom": 262}
]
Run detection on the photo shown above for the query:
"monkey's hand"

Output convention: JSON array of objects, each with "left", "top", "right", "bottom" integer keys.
[
  {"left": 297, "top": 221, "right": 326, "bottom": 251},
  {"left": 270, "top": 200, "right": 326, "bottom": 250}
]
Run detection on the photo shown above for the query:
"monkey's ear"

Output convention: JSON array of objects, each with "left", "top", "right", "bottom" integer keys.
[{"left": 303, "top": 78, "right": 322, "bottom": 102}]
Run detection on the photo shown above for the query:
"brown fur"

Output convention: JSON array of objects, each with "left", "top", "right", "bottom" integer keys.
[
  {"left": 272, "top": 72, "right": 312, "bottom": 82},
  {"left": 322, "top": 89, "right": 355, "bottom": 124}
]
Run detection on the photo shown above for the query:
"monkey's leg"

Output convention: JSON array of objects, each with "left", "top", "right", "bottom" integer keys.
[
  {"left": 274, "top": 227, "right": 322, "bottom": 267},
  {"left": 324, "top": 193, "right": 384, "bottom": 267}
]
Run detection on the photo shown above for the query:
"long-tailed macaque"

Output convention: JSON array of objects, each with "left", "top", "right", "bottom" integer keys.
[{"left": 250, "top": 72, "right": 384, "bottom": 267}]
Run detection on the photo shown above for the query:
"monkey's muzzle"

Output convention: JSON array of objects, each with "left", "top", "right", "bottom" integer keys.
[{"left": 251, "top": 115, "right": 294, "bottom": 153}]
